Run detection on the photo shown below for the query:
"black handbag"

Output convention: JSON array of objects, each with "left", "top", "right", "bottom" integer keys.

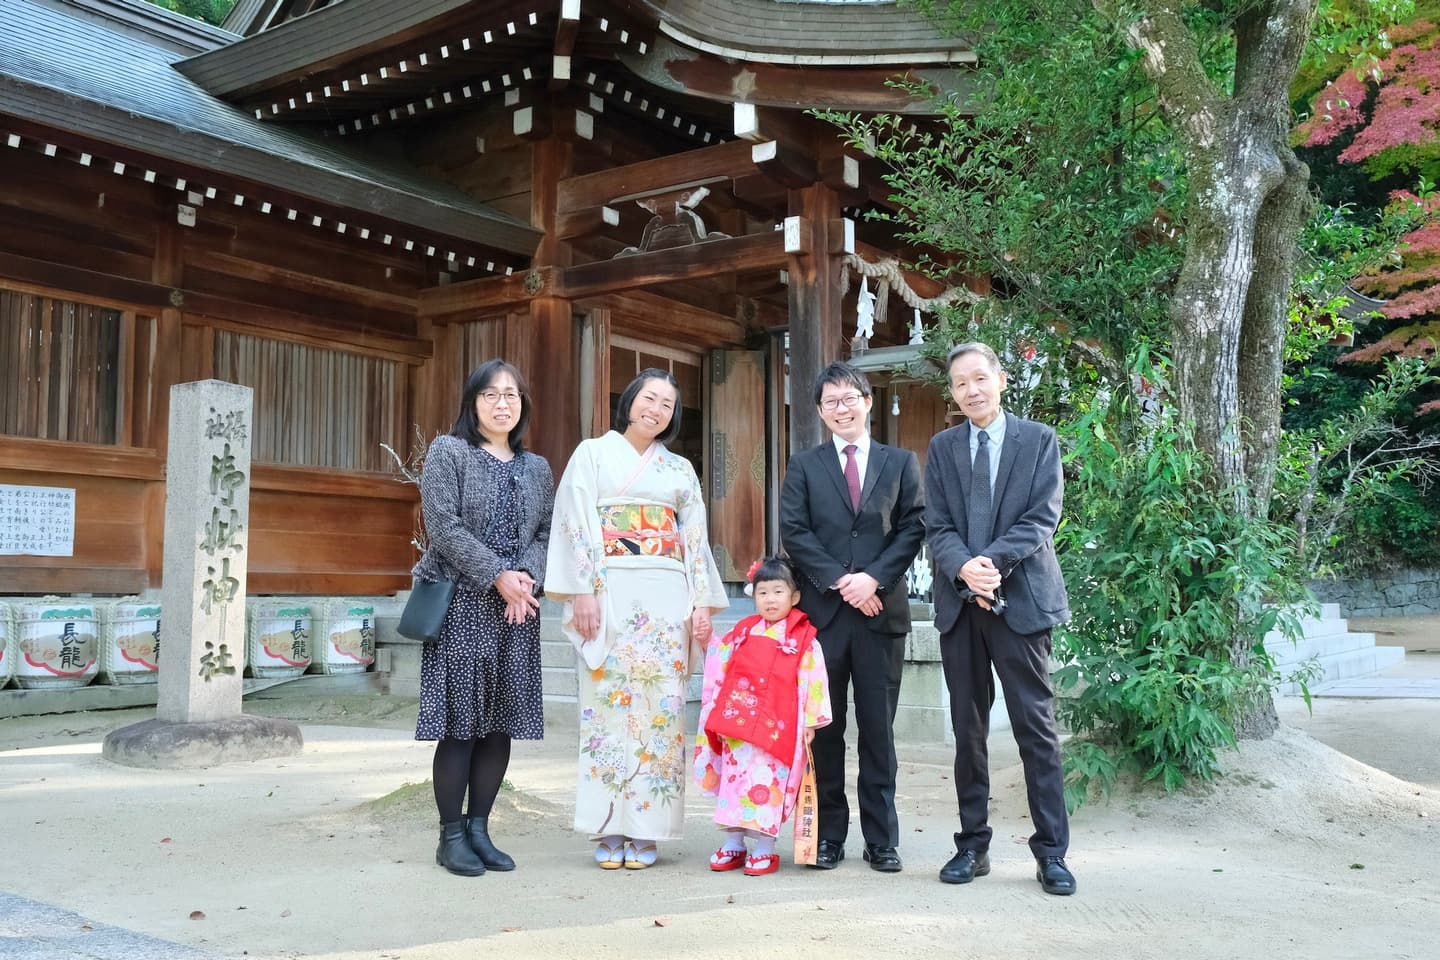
[{"left": 397, "top": 578, "right": 458, "bottom": 642}]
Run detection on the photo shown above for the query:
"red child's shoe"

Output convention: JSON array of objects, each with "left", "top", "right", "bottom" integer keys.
[
  {"left": 743, "top": 852, "right": 780, "bottom": 876},
  {"left": 709, "top": 847, "right": 745, "bottom": 872}
]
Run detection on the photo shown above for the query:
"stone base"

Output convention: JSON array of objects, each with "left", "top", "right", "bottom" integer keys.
[{"left": 101, "top": 715, "right": 304, "bottom": 769}]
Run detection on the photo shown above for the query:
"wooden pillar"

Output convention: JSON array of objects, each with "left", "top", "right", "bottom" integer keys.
[
  {"left": 527, "top": 132, "right": 579, "bottom": 471},
  {"left": 145, "top": 223, "right": 186, "bottom": 587},
  {"left": 786, "top": 183, "right": 844, "bottom": 454}
]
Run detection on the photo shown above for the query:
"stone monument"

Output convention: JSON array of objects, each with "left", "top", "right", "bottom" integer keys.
[{"left": 103, "top": 380, "right": 302, "bottom": 768}]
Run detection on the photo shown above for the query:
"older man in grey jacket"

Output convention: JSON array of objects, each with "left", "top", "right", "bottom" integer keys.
[{"left": 924, "top": 342, "right": 1075, "bottom": 896}]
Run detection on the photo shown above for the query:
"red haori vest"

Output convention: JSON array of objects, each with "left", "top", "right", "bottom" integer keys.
[{"left": 703, "top": 608, "right": 816, "bottom": 763}]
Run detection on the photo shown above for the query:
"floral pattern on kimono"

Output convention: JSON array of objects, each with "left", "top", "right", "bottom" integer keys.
[
  {"left": 693, "top": 618, "right": 832, "bottom": 838},
  {"left": 546, "top": 430, "right": 728, "bottom": 840}
]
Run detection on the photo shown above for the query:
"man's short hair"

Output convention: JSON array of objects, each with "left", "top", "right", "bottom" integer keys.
[
  {"left": 812, "top": 361, "right": 872, "bottom": 406},
  {"left": 946, "top": 342, "right": 1003, "bottom": 375}
]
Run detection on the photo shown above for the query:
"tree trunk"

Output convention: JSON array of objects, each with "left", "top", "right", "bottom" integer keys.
[
  {"left": 1113, "top": 1, "right": 1322, "bottom": 742},
  {"left": 1239, "top": 147, "right": 1313, "bottom": 517}
]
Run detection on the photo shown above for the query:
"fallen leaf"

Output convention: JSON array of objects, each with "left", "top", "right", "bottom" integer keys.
[
  {"left": 160, "top": 838, "right": 172, "bottom": 844},
  {"left": 1349, "top": 863, "right": 1365, "bottom": 870},
  {"left": 280, "top": 909, "right": 292, "bottom": 918},
  {"left": 653, "top": 918, "right": 670, "bottom": 927},
  {"left": 80, "top": 924, "right": 93, "bottom": 931},
  {"left": 189, "top": 911, "right": 206, "bottom": 921},
  {"left": 502, "top": 926, "right": 522, "bottom": 932},
  {"left": 725, "top": 895, "right": 735, "bottom": 904}
]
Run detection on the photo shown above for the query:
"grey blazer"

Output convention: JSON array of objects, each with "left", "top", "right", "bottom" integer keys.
[
  {"left": 925, "top": 414, "right": 1070, "bottom": 636},
  {"left": 411, "top": 434, "right": 555, "bottom": 594}
]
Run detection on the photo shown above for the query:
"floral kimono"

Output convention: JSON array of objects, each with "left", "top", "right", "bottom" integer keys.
[
  {"left": 693, "top": 617, "right": 832, "bottom": 838},
  {"left": 546, "top": 430, "right": 728, "bottom": 841}
]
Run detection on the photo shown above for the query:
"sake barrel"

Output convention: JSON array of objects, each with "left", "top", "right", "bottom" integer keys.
[
  {"left": 310, "top": 599, "right": 376, "bottom": 674},
  {"left": 99, "top": 599, "right": 161, "bottom": 685},
  {"left": 14, "top": 598, "right": 99, "bottom": 689},
  {"left": 245, "top": 598, "right": 313, "bottom": 679},
  {"left": 0, "top": 600, "right": 14, "bottom": 689}
]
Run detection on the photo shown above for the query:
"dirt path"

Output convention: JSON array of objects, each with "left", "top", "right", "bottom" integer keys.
[{"left": 2, "top": 693, "right": 1436, "bottom": 960}]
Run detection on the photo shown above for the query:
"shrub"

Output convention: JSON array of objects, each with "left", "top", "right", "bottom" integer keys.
[{"left": 1053, "top": 409, "right": 1311, "bottom": 811}]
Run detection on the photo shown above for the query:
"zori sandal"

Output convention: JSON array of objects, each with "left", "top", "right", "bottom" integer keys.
[
  {"left": 624, "top": 839, "right": 658, "bottom": 869},
  {"left": 594, "top": 836, "right": 625, "bottom": 870},
  {"left": 743, "top": 852, "right": 780, "bottom": 876},
  {"left": 709, "top": 847, "right": 746, "bottom": 872}
]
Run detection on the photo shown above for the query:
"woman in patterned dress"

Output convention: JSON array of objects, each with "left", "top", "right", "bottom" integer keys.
[
  {"left": 412, "top": 359, "right": 554, "bottom": 876},
  {"left": 546, "top": 369, "right": 728, "bottom": 869}
]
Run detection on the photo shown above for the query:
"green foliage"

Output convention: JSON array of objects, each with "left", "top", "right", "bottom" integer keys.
[
  {"left": 143, "top": 0, "right": 235, "bottom": 26},
  {"left": 1275, "top": 355, "right": 1440, "bottom": 574},
  {"left": 821, "top": 1, "right": 1183, "bottom": 390},
  {"left": 1054, "top": 402, "right": 1312, "bottom": 810}
]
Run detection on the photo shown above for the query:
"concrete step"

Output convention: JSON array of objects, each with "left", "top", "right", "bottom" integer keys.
[{"left": 541, "top": 639, "right": 579, "bottom": 669}]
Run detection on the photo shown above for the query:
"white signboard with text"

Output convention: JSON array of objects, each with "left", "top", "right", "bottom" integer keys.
[{"left": 0, "top": 484, "right": 77, "bottom": 556}]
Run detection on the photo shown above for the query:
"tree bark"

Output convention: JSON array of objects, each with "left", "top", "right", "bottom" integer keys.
[{"left": 1239, "top": 146, "right": 1313, "bottom": 516}]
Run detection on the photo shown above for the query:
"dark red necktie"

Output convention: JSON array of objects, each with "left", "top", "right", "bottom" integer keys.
[{"left": 843, "top": 443, "right": 861, "bottom": 511}]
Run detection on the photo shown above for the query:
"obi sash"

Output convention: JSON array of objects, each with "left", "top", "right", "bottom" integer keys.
[
  {"left": 703, "top": 609, "right": 816, "bottom": 762},
  {"left": 599, "top": 503, "right": 681, "bottom": 561}
]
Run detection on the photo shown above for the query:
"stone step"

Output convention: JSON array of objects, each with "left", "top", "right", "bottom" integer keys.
[
  {"left": 1275, "top": 644, "right": 1405, "bottom": 695},
  {"left": 1266, "top": 630, "right": 1380, "bottom": 666}
]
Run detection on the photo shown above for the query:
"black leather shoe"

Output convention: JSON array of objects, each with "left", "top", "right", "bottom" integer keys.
[
  {"left": 1037, "top": 856, "right": 1076, "bottom": 895},
  {"left": 810, "top": 839, "right": 844, "bottom": 869},
  {"left": 939, "top": 847, "right": 990, "bottom": 884},
  {"left": 863, "top": 844, "right": 903, "bottom": 872}
]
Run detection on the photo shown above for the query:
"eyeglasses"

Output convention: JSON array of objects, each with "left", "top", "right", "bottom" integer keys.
[
  {"left": 820, "top": 393, "right": 865, "bottom": 411},
  {"left": 479, "top": 390, "right": 521, "bottom": 406}
]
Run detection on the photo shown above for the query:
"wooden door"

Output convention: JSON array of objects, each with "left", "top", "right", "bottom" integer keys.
[{"left": 705, "top": 349, "right": 766, "bottom": 581}]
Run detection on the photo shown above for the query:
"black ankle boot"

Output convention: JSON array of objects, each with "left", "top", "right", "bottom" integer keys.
[
  {"left": 437, "top": 820, "right": 485, "bottom": 876},
  {"left": 464, "top": 815, "right": 515, "bottom": 871}
]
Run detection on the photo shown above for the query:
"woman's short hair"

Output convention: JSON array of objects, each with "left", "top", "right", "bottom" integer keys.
[
  {"left": 613, "top": 368, "right": 683, "bottom": 445},
  {"left": 750, "top": 556, "right": 799, "bottom": 592},
  {"left": 812, "top": 361, "right": 872, "bottom": 406},
  {"left": 451, "top": 358, "right": 532, "bottom": 452}
]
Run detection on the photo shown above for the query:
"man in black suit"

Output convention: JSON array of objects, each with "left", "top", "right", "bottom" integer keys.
[
  {"left": 925, "top": 342, "right": 1075, "bottom": 895},
  {"left": 780, "top": 361, "right": 925, "bottom": 872}
]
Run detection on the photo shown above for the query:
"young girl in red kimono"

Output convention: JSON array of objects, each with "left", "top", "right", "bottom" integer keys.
[{"left": 693, "top": 557, "right": 833, "bottom": 875}]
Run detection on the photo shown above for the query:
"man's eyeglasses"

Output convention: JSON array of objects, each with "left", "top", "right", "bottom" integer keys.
[
  {"left": 820, "top": 393, "right": 865, "bottom": 412},
  {"left": 479, "top": 390, "right": 521, "bottom": 406}
]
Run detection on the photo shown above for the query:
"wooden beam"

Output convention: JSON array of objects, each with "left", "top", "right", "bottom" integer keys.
[
  {"left": 561, "top": 232, "right": 788, "bottom": 299},
  {"left": 581, "top": 290, "right": 746, "bottom": 347},
  {"left": 555, "top": 204, "right": 620, "bottom": 241},
  {"left": 557, "top": 140, "right": 778, "bottom": 213},
  {"left": 0, "top": 250, "right": 431, "bottom": 362},
  {"left": 418, "top": 267, "right": 557, "bottom": 318},
  {"left": 420, "top": 233, "right": 789, "bottom": 317},
  {"left": 551, "top": 0, "right": 581, "bottom": 90}
]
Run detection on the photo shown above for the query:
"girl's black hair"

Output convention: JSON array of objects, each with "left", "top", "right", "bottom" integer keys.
[
  {"left": 451, "top": 358, "right": 532, "bottom": 453},
  {"left": 751, "top": 556, "right": 799, "bottom": 592},
  {"left": 613, "top": 368, "right": 683, "bottom": 445}
]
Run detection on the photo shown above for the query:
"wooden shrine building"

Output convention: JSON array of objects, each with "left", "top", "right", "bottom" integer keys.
[{"left": 0, "top": 0, "right": 974, "bottom": 597}]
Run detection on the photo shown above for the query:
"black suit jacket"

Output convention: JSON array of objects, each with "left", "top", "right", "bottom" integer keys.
[
  {"left": 780, "top": 439, "right": 926, "bottom": 635},
  {"left": 925, "top": 414, "right": 1070, "bottom": 636}
]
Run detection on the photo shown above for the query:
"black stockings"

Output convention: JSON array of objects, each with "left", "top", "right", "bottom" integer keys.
[{"left": 432, "top": 734, "right": 512, "bottom": 823}]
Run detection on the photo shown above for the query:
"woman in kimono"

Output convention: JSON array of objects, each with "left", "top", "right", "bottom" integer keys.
[{"left": 546, "top": 368, "right": 729, "bottom": 869}]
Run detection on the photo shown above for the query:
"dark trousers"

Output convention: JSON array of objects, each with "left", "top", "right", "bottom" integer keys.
[
  {"left": 940, "top": 604, "right": 1069, "bottom": 859},
  {"left": 811, "top": 605, "right": 905, "bottom": 847}
]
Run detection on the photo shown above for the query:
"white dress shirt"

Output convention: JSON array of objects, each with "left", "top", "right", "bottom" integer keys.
[{"left": 832, "top": 431, "right": 872, "bottom": 487}]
